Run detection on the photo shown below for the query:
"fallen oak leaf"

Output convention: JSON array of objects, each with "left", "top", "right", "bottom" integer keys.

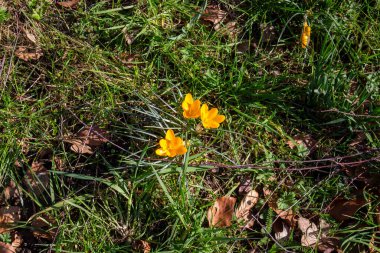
[
  {"left": 235, "top": 190, "right": 259, "bottom": 228},
  {"left": 207, "top": 196, "right": 236, "bottom": 227},
  {"left": 56, "top": 0, "right": 80, "bottom": 8},
  {"left": 328, "top": 198, "right": 367, "bottom": 222}
]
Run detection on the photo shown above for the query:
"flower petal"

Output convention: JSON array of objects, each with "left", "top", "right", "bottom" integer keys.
[
  {"left": 159, "top": 139, "right": 168, "bottom": 149},
  {"left": 156, "top": 148, "right": 167, "bottom": 156},
  {"left": 201, "top": 104, "right": 209, "bottom": 119},
  {"left": 208, "top": 108, "right": 219, "bottom": 119},
  {"left": 182, "top": 100, "right": 190, "bottom": 111},
  {"left": 184, "top": 93, "right": 193, "bottom": 104},
  {"left": 214, "top": 115, "right": 225, "bottom": 124},
  {"left": 175, "top": 146, "right": 187, "bottom": 156},
  {"left": 165, "top": 129, "right": 175, "bottom": 141}
]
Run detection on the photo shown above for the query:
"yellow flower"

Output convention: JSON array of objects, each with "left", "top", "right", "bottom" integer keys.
[
  {"left": 201, "top": 104, "right": 225, "bottom": 129},
  {"left": 182, "top": 93, "right": 201, "bottom": 119},
  {"left": 156, "top": 129, "right": 187, "bottom": 157},
  {"left": 301, "top": 21, "right": 311, "bottom": 48}
]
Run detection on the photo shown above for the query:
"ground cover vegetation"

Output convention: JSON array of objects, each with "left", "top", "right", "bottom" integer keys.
[{"left": 0, "top": 0, "right": 379, "bottom": 252}]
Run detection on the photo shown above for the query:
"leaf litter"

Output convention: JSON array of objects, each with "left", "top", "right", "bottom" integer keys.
[
  {"left": 235, "top": 190, "right": 259, "bottom": 228},
  {"left": 207, "top": 196, "right": 236, "bottom": 227},
  {"left": 64, "top": 125, "right": 109, "bottom": 155}
]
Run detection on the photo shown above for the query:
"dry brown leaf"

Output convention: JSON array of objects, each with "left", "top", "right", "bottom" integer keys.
[
  {"left": 0, "top": 206, "right": 21, "bottom": 234},
  {"left": 298, "top": 217, "right": 319, "bottom": 246},
  {"left": 273, "top": 220, "right": 289, "bottom": 241},
  {"left": 56, "top": 0, "right": 80, "bottom": 8},
  {"left": 201, "top": 5, "right": 227, "bottom": 30},
  {"left": 69, "top": 139, "right": 94, "bottom": 154},
  {"left": 235, "top": 190, "right": 259, "bottom": 228},
  {"left": 207, "top": 196, "right": 236, "bottom": 227},
  {"left": 328, "top": 198, "right": 367, "bottom": 222},
  {"left": 0, "top": 242, "right": 16, "bottom": 253},
  {"left": 3, "top": 181, "right": 21, "bottom": 201},
  {"left": 24, "top": 162, "right": 50, "bottom": 197},
  {"left": 66, "top": 126, "right": 108, "bottom": 154},
  {"left": 31, "top": 214, "right": 57, "bottom": 240},
  {"left": 24, "top": 29, "right": 37, "bottom": 44},
  {"left": 263, "top": 188, "right": 298, "bottom": 227},
  {"left": 15, "top": 46, "right": 43, "bottom": 61},
  {"left": 77, "top": 126, "right": 108, "bottom": 146},
  {"left": 132, "top": 240, "right": 151, "bottom": 253},
  {"left": 298, "top": 217, "right": 340, "bottom": 252}
]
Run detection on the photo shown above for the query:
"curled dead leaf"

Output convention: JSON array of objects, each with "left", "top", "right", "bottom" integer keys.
[
  {"left": 207, "top": 196, "right": 236, "bottom": 227},
  {"left": 15, "top": 46, "right": 43, "bottom": 61},
  {"left": 24, "top": 162, "right": 50, "bottom": 197},
  {"left": 235, "top": 190, "right": 259, "bottom": 228},
  {"left": 201, "top": 5, "right": 227, "bottom": 30},
  {"left": 56, "top": 0, "right": 80, "bottom": 8},
  {"left": 273, "top": 220, "right": 289, "bottom": 241},
  {"left": 328, "top": 198, "right": 367, "bottom": 222},
  {"left": 0, "top": 206, "right": 21, "bottom": 234}
]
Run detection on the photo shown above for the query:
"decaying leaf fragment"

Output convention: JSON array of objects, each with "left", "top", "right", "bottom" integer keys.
[
  {"left": 201, "top": 5, "right": 227, "bottom": 30},
  {"left": 328, "top": 198, "right": 367, "bottom": 222},
  {"left": 0, "top": 206, "right": 21, "bottom": 234},
  {"left": 235, "top": 190, "right": 259, "bottom": 228},
  {"left": 15, "top": 46, "right": 43, "bottom": 61},
  {"left": 132, "top": 240, "right": 151, "bottom": 253},
  {"left": 207, "top": 196, "right": 236, "bottom": 227},
  {"left": 273, "top": 220, "right": 289, "bottom": 241},
  {"left": 298, "top": 217, "right": 340, "bottom": 252},
  {"left": 56, "top": 0, "right": 80, "bottom": 8},
  {"left": 263, "top": 188, "right": 297, "bottom": 227},
  {"left": 31, "top": 214, "right": 57, "bottom": 240},
  {"left": 65, "top": 126, "right": 109, "bottom": 155},
  {"left": 23, "top": 162, "right": 50, "bottom": 197}
]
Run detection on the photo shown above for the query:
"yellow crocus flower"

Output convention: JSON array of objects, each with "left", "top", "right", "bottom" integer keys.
[
  {"left": 156, "top": 129, "right": 187, "bottom": 157},
  {"left": 200, "top": 104, "right": 225, "bottom": 129},
  {"left": 182, "top": 93, "right": 201, "bottom": 119}
]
